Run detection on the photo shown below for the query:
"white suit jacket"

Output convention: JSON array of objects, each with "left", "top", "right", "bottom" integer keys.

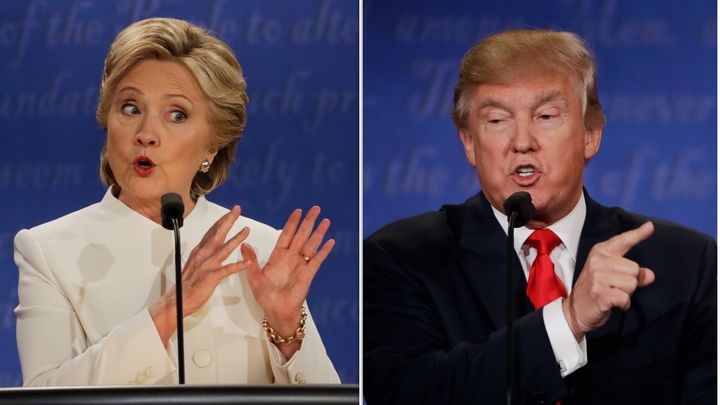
[{"left": 14, "top": 189, "right": 340, "bottom": 386}]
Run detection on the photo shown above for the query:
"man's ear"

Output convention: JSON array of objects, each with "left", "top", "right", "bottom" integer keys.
[
  {"left": 584, "top": 126, "right": 602, "bottom": 161},
  {"left": 459, "top": 129, "right": 477, "bottom": 167}
]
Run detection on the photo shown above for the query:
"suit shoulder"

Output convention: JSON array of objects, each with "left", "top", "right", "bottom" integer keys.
[
  {"left": 365, "top": 209, "right": 459, "bottom": 260},
  {"left": 18, "top": 202, "right": 103, "bottom": 242},
  {"left": 610, "top": 207, "right": 714, "bottom": 247}
]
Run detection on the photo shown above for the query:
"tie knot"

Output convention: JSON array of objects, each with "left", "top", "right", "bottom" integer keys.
[{"left": 526, "top": 229, "right": 562, "bottom": 255}]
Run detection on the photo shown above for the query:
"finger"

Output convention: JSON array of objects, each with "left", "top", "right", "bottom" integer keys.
[
  {"left": 606, "top": 288, "right": 632, "bottom": 311},
  {"left": 276, "top": 209, "right": 302, "bottom": 249},
  {"left": 200, "top": 205, "right": 242, "bottom": 247},
  {"left": 302, "top": 218, "right": 331, "bottom": 256},
  {"left": 240, "top": 243, "right": 261, "bottom": 274},
  {"left": 207, "top": 226, "right": 250, "bottom": 266},
  {"left": 289, "top": 206, "right": 321, "bottom": 252},
  {"left": 637, "top": 267, "right": 655, "bottom": 287},
  {"left": 192, "top": 206, "right": 242, "bottom": 264},
  {"left": 603, "top": 221, "right": 654, "bottom": 256},
  {"left": 604, "top": 272, "right": 640, "bottom": 295},
  {"left": 213, "top": 259, "right": 252, "bottom": 282},
  {"left": 305, "top": 238, "right": 335, "bottom": 275},
  {"left": 603, "top": 256, "right": 641, "bottom": 277}
]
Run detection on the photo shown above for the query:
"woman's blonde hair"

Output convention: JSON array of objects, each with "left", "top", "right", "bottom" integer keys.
[
  {"left": 96, "top": 17, "right": 248, "bottom": 199},
  {"left": 452, "top": 29, "right": 605, "bottom": 131}
]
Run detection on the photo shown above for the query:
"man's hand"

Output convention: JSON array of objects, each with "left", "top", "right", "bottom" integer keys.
[{"left": 563, "top": 221, "right": 655, "bottom": 341}]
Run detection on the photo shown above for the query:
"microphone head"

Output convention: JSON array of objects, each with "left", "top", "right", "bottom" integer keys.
[
  {"left": 503, "top": 191, "right": 535, "bottom": 228},
  {"left": 161, "top": 193, "right": 184, "bottom": 230}
]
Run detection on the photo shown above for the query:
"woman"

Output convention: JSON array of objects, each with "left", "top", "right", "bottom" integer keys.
[{"left": 14, "top": 18, "right": 339, "bottom": 386}]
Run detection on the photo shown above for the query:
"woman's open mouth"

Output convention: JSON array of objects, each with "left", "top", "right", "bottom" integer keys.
[{"left": 132, "top": 156, "right": 156, "bottom": 177}]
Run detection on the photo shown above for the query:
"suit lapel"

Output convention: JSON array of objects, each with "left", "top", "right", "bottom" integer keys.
[{"left": 455, "top": 193, "right": 532, "bottom": 330}]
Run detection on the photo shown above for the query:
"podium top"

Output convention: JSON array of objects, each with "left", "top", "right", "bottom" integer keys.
[{"left": 0, "top": 384, "right": 359, "bottom": 405}]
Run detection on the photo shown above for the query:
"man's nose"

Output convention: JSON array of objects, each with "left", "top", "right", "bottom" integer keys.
[{"left": 511, "top": 119, "right": 538, "bottom": 153}]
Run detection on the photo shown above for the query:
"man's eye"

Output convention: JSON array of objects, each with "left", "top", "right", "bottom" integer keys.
[
  {"left": 538, "top": 114, "right": 556, "bottom": 120},
  {"left": 488, "top": 118, "right": 505, "bottom": 124},
  {"left": 170, "top": 110, "right": 187, "bottom": 122},
  {"left": 121, "top": 103, "right": 140, "bottom": 115}
]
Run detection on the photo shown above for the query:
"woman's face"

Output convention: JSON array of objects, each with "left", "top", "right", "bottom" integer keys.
[{"left": 106, "top": 59, "right": 215, "bottom": 213}]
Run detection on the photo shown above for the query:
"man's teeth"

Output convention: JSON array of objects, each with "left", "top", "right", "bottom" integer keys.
[{"left": 517, "top": 167, "right": 534, "bottom": 177}]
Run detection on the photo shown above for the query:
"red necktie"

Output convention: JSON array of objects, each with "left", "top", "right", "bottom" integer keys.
[{"left": 525, "top": 229, "right": 567, "bottom": 309}]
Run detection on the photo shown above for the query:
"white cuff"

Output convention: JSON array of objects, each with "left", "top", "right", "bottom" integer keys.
[
  {"left": 542, "top": 298, "right": 588, "bottom": 377},
  {"left": 265, "top": 337, "right": 300, "bottom": 368}
]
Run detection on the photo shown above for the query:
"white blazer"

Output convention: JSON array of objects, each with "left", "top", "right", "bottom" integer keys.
[{"left": 14, "top": 189, "right": 340, "bottom": 386}]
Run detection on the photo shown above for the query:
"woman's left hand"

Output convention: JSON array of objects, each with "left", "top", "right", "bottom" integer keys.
[{"left": 240, "top": 206, "right": 335, "bottom": 354}]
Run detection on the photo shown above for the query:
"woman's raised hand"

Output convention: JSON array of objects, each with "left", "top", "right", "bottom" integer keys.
[
  {"left": 150, "top": 206, "right": 252, "bottom": 344},
  {"left": 242, "top": 206, "right": 335, "bottom": 354}
]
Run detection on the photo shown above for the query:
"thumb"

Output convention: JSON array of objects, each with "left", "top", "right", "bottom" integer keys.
[{"left": 638, "top": 267, "right": 655, "bottom": 287}]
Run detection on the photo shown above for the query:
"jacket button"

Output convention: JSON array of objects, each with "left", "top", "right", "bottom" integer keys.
[
  {"left": 193, "top": 350, "right": 213, "bottom": 368},
  {"left": 294, "top": 372, "right": 307, "bottom": 384}
]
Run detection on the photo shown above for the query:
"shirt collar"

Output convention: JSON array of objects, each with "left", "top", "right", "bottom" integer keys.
[
  {"left": 491, "top": 191, "right": 586, "bottom": 260},
  {"left": 100, "top": 187, "right": 209, "bottom": 231}
]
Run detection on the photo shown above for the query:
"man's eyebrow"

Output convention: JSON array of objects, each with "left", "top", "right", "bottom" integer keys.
[
  {"left": 474, "top": 99, "right": 511, "bottom": 114},
  {"left": 531, "top": 90, "right": 568, "bottom": 110}
]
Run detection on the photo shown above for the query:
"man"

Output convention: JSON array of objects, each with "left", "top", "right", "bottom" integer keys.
[{"left": 364, "top": 29, "right": 716, "bottom": 404}]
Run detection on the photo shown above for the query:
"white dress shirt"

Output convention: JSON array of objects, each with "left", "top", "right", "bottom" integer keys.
[{"left": 492, "top": 192, "right": 588, "bottom": 377}]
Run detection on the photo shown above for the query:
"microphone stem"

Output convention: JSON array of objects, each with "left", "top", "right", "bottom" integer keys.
[
  {"left": 506, "top": 211, "right": 517, "bottom": 405},
  {"left": 173, "top": 218, "right": 185, "bottom": 385}
]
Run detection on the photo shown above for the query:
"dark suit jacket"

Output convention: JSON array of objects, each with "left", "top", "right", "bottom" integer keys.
[{"left": 364, "top": 191, "right": 716, "bottom": 404}]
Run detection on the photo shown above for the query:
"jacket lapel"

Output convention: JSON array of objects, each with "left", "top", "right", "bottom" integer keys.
[{"left": 455, "top": 192, "right": 532, "bottom": 330}]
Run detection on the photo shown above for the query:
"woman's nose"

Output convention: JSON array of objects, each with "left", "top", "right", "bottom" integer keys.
[{"left": 134, "top": 117, "right": 160, "bottom": 147}]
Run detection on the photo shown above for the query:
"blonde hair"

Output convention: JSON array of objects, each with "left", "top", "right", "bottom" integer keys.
[
  {"left": 96, "top": 17, "right": 249, "bottom": 199},
  {"left": 452, "top": 29, "right": 605, "bottom": 131}
]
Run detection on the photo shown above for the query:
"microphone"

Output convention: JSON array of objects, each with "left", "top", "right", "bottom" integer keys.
[
  {"left": 160, "top": 192, "right": 186, "bottom": 385},
  {"left": 503, "top": 191, "right": 535, "bottom": 228},
  {"left": 502, "top": 192, "right": 535, "bottom": 405},
  {"left": 161, "top": 193, "right": 185, "bottom": 230}
]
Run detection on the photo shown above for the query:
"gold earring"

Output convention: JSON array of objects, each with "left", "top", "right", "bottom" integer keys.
[{"left": 199, "top": 160, "right": 211, "bottom": 173}]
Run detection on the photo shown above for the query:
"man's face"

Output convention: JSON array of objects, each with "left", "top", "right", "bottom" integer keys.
[{"left": 459, "top": 71, "right": 602, "bottom": 228}]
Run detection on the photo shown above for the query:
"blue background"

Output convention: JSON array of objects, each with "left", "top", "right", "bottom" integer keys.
[
  {"left": 0, "top": 0, "right": 358, "bottom": 385},
  {"left": 364, "top": 0, "right": 717, "bottom": 243}
]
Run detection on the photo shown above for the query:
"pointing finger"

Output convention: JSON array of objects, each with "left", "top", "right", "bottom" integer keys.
[{"left": 603, "top": 221, "right": 654, "bottom": 256}]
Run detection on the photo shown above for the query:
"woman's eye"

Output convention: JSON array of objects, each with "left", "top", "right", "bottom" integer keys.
[
  {"left": 121, "top": 103, "right": 140, "bottom": 116},
  {"left": 170, "top": 110, "right": 187, "bottom": 122}
]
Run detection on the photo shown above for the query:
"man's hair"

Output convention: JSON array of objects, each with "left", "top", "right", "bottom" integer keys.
[
  {"left": 96, "top": 17, "right": 249, "bottom": 200},
  {"left": 452, "top": 29, "right": 605, "bottom": 131}
]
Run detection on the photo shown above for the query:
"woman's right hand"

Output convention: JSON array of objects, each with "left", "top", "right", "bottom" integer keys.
[{"left": 149, "top": 205, "right": 251, "bottom": 344}]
